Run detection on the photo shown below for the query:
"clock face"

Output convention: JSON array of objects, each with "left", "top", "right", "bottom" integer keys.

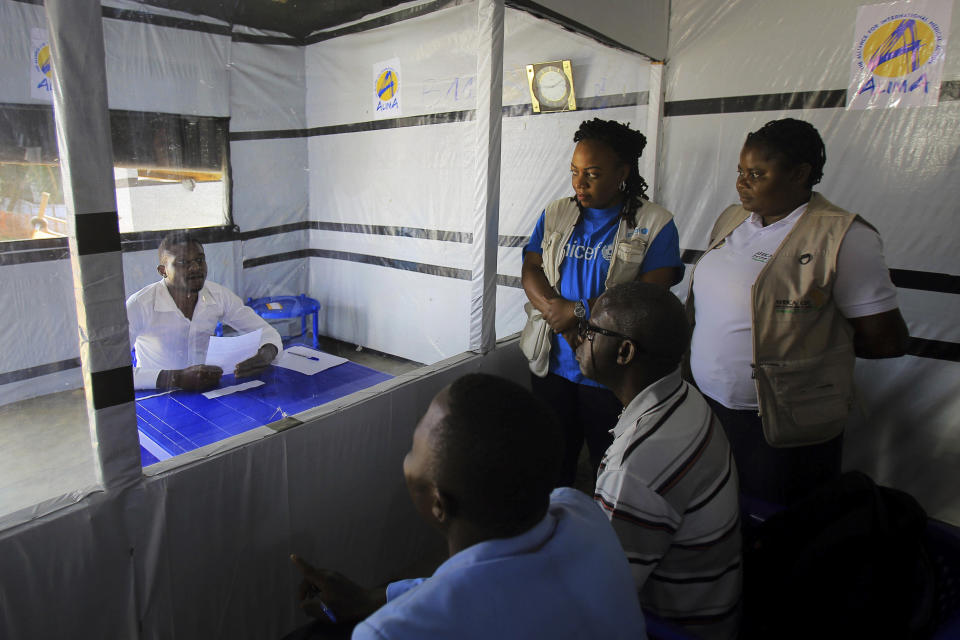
[
  {"left": 534, "top": 65, "right": 570, "bottom": 107},
  {"left": 538, "top": 69, "right": 567, "bottom": 102}
]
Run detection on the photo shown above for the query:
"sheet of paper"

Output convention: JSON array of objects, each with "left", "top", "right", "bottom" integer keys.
[
  {"left": 274, "top": 346, "right": 348, "bottom": 376},
  {"left": 205, "top": 329, "right": 263, "bottom": 372},
  {"left": 202, "top": 380, "right": 265, "bottom": 399}
]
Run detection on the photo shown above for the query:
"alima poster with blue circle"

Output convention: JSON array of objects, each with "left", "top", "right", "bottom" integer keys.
[
  {"left": 373, "top": 58, "right": 402, "bottom": 120},
  {"left": 31, "top": 28, "right": 53, "bottom": 101}
]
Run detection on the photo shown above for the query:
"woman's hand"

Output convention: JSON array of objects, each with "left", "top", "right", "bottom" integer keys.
[
  {"left": 542, "top": 297, "right": 578, "bottom": 334},
  {"left": 522, "top": 252, "right": 578, "bottom": 333}
]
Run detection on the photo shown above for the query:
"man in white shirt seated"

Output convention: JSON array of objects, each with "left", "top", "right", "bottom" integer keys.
[
  {"left": 126, "top": 232, "right": 282, "bottom": 391},
  {"left": 575, "top": 282, "right": 742, "bottom": 640},
  {"left": 288, "top": 373, "right": 647, "bottom": 640}
]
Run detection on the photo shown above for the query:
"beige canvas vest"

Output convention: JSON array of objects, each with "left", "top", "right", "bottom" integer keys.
[
  {"left": 521, "top": 196, "right": 674, "bottom": 375},
  {"left": 686, "top": 192, "right": 868, "bottom": 447}
]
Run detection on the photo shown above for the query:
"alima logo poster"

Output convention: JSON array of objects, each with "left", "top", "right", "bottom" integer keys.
[
  {"left": 31, "top": 28, "right": 53, "bottom": 101},
  {"left": 373, "top": 58, "right": 402, "bottom": 119},
  {"left": 847, "top": 0, "right": 952, "bottom": 109}
]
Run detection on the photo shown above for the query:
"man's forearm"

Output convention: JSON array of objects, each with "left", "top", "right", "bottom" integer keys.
[{"left": 156, "top": 369, "right": 179, "bottom": 389}]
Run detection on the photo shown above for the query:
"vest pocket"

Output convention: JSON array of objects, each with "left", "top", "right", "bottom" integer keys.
[
  {"left": 615, "top": 239, "right": 649, "bottom": 264},
  {"left": 756, "top": 346, "right": 854, "bottom": 447},
  {"left": 520, "top": 302, "right": 551, "bottom": 377}
]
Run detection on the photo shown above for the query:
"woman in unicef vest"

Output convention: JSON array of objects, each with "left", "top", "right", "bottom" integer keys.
[
  {"left": 685, "top": 118, "right": 909, "bottom": 505},
  {"left": 521, "top": 119, "right": 684, "bottom": 486}
]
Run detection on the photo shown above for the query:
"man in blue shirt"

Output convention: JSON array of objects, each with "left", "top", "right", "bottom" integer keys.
[{"left": 289, "top": 374, "right": 647, "bottom": 639}]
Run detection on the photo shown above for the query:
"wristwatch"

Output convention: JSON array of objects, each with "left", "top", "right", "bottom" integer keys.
[{"left": 574, "top": 299, "right": 587, "bottom": 321}]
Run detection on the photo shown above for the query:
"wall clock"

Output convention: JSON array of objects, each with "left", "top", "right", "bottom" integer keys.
[{"left": 526, "top": 60, "right": 577, "bottom": 113}]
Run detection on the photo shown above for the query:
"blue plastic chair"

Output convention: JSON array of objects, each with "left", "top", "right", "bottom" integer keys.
[{"left": 245, "top": 294, "right": 321, "bottom": 349}]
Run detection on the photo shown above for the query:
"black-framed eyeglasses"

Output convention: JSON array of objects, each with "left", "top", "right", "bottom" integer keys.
[{"left": 578, "top": 321, "right": 635, "bottom": 344}]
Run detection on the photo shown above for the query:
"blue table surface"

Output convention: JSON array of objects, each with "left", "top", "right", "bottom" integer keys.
[{"left": 137, "top": 360, "right": 392, "bottom": 465}]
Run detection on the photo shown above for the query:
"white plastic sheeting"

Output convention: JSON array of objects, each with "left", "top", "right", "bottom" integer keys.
[
  {"left": 304, "top": 3, "right": 481, "bottom": 363},
  {"left": 661, "top": 0, "right": 960, "bottom": 524}
]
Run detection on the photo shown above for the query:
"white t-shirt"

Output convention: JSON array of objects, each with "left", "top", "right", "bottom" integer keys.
[
  {"left": 690, "top": 203, "right": 899, "bottom": 410},
  {"left": 126, "top": 280, "right": 283, "bottom": 389}
]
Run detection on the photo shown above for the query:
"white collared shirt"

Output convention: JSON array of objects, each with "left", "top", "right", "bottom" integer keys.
[
  {"left": 126, "top": 280, "right": 282, "bottom": 389},
  {"left": 690, "top": 203, "right": 899, "bottom": 409}
]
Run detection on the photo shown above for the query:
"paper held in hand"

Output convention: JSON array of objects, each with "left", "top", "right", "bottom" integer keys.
[{"left": 205, "top": 328, "right": 263, "bottom": 372}]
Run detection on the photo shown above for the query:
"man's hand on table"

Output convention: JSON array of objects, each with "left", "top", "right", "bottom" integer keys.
[
  {"left": 290, "top": 554, "right": 387, "bottom": 624},
  {"left": 235, "top": 344, "right": 278, "bottom": 378},
  {"left": 158, "top": 365, "right": 223, "bottom": 391}
]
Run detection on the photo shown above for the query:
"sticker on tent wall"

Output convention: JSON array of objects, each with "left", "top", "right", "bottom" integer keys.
[
  {"left": 847, "top": 0, "right": 952, "bottom": 110},
  {"left": 373, "top": 58, "right": 402, "bottom": 119},
  {"left": 30, "top": 28, "right": 53, "bottom": 101}
]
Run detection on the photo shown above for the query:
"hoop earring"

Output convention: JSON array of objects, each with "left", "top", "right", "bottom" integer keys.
[{"left": 618, "top": 180, "right": 627, "bottom": 192}]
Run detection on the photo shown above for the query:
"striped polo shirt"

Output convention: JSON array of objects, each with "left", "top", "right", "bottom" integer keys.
[{"left": 595, "top": 367, "right": 742, "bottom": 640}]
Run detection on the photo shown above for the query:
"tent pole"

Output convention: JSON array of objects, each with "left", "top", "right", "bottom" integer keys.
[
  {"left": 645, "top": 61, "right": 665, "bottom": 200},
  {"left": 45, "top": 0, "right": 141, "bottom": 489},
  {"left": 470, "top": 0, "right": 505, "bottom": 354}
]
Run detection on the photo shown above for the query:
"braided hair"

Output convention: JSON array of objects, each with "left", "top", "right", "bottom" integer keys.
[
  {"left": 572, "top": 118, "right": 650, "bottom": 224},
  {"left": 744, "top": 118, "right": 826, "bottom": 188}
]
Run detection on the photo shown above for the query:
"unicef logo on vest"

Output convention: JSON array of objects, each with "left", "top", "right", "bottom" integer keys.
[{"left": 601, "top": 244, "right": 614, "bottom": 261}]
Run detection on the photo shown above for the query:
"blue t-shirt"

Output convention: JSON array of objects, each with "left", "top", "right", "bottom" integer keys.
[
  {"left": 524, "top": 203, "right": 684, "bottom": 386},
  {"left": 353, "top": 488, "right": 647, "bottom": 640}
]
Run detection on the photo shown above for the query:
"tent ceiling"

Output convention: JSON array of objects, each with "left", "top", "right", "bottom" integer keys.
[{"left": 134, "top": 0, "right": 410, "bottom": 39}]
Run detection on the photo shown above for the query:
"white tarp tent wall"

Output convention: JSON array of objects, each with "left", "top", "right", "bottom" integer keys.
[
  {"left": 660, "top": 0, "right": 960, "bottom": 525},
  {"left": 0, "top": 0, "right": 957, "bottom": 636},
  {"left": 0, "top": 0, "right": 669, "bottom": 637}
]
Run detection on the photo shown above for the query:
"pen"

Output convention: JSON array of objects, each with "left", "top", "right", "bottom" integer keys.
[
  {"left": 288, "top": 351, "right": 321, "bottom": 362},
  {"left": 305, "top": 585, "right": 338, "bottom": 623},
  {"left": 317, "top": 599, "right": 338, "bottom": 624}
]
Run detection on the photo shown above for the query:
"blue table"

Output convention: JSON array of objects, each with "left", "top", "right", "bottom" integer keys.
[{"left": 136, "top": 361, "right": 392, "bottom": 465}]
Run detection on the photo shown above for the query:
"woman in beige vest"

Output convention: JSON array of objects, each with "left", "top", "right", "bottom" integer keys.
[
  {"left": 685, "top": 118, "right": 908, "bottom": 505},
  {"left": 521, "top": 119, "right": 684, "bottom": 486}
]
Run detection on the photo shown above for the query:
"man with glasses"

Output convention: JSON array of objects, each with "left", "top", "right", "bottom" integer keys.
[{"left": 575, "top": 281, "right": 742, "bottom": 640}]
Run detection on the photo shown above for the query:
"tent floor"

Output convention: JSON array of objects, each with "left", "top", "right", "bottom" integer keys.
[{"left": 0, "top": 337, "right": 422, "bottom": 519}]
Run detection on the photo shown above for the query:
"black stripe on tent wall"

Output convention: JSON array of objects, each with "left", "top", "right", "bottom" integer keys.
[
  {"left": 502, "top": 92, "right": 649, "bottom": 118},
  {"left": 243, "top": 248, "right": 471, "bottom": 280},
  {"left": 680, "top": 249, "right": 959, "bottom": 295},
  {"left": 231, "top": 91, "right": 648, "bottom": 142},
  {"left": 12, "top": 0, "right": 243, "bottom": 38},
  {"left": 906, "top": 338, "right": 960, "bottom": 362},
  {"left": 100, "top": 5, "right": 232, "bottom": 36},
  {"left": 0, "top": 357, "right": 81, "bottom": 386},
  {"left": 238, "top": 221, "right": 472, "bottom": 243},
  {"left": 230, "top": 109, "right": 476, "bottom": 142},
  {"left": 664, "top": 81, "right": 960, "bottom": 117},
  {"left": 304, "top": 0, "right": 467, "bottom": 45},
  {"left": 231, "top": 33, "right": 300, "bottom": 46},
  {"left": 6, "top": 228, "right": 956, "bottom": 298}
]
